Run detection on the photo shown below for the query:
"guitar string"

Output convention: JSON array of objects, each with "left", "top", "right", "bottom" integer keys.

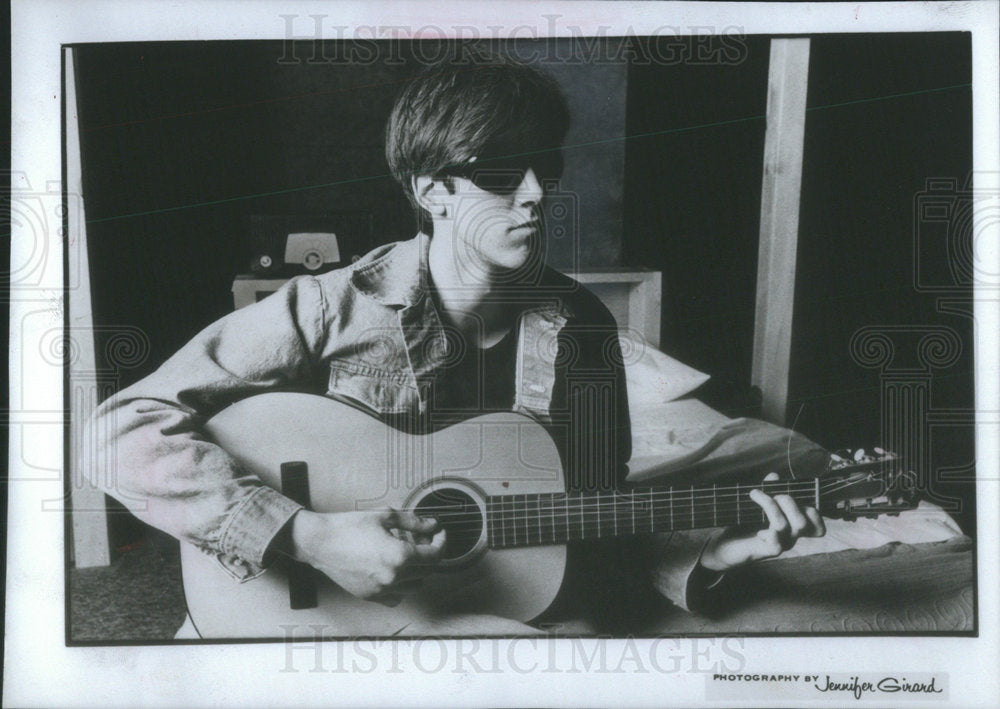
[
  {"left": 411, "top": 489, "right": 818, "bottom": 516},
  {"left": 396, "top": 477, "right": 902, "bottom": 537},
  {"left": 396, "top": 501, "right": 896, "bottom": 540},
  {"left": 402, "top": 495, "right": 872, "bottom": 537},
  {"left": 408, "top": 476, "right": 891, "bottom": 515},
  {"left": 409, "top": 485, "right": 891, "bottom": 528},
  {"left": 415, "top": 503, "right": 805, "bottom": 531},
  {"left": 405, "top": 511, "right": 808, "bottom": 544}
]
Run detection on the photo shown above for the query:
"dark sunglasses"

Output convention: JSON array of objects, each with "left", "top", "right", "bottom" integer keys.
[{"left": 442, "top": 151, "right": 564, "bottom": 196}]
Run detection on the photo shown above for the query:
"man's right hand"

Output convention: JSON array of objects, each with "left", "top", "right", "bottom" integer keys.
[{"left": 288, "top": 508, "right": 446, "bottom": 606}]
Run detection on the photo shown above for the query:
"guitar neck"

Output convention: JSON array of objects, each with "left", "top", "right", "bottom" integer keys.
[{"left": 486, "top": 479, "right": 821, "bottom": 549}]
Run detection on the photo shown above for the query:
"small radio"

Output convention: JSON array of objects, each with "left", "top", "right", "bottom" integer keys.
[{"left": 249, "top": 213, "right": 374, "bottom": 276}]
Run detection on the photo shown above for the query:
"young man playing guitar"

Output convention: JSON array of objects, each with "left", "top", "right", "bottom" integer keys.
[{"left": 85, "top": 53, "right": 825, "bottom": 637}]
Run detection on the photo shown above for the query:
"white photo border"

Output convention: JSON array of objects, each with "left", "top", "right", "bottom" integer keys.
[{"left": 7, "top": 1, "right": 999, "bottom": 706}]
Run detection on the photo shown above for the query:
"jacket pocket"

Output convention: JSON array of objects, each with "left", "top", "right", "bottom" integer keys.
[{"left": 327, "top": 361, "right": 419, "bottom": 414}]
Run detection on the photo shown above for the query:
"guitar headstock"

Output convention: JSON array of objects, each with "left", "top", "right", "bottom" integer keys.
[{"left": 820, "top": 449, "right": 920, "bottom": 520}]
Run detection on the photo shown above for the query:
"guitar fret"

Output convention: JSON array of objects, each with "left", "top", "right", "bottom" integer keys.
[
  {"left": 650, "top": 489, "right": 655, "bottom": 533},
  {"left": 533, "top": 494, "right": 540, "bottom": 546},
  {"left": 538, "top": 494, "right": 545, "bottom": 545},
  {"left": 517, "top": 495, "right": 531, "bottom": 546},
  {"left": 506, "top": 498, "right": 511, "bottom": 544},
  {"left": 521, "top": 494, "right": 529, "bottom": 547},
  {"left": 513, "top": 495, "right": 519, "bottom": 546},
  {"left": 510, "top": 496, "right": 516, "bottom": 546},
  {"left": 510, "top": 495, "right": 515, "bottom": 547},
  {"left": 736, "top": 483, "right": 741, "bottom": 525},
  {"left": 525, "top": 494, "right": 532, "bottom": 546},
  {"left": 526, "top": 494, "right": 532, "bottom": 546},
  {"left": 535, "top": 495, "right": 544, "bottom": 544},
  {"left": 528, "top": 494, "right": 533, "bottom": 545},
  {"left": 512, "top": 496, "right": 519, "bottom": 547},
  {"left": 613, "top": 492, "right": 618, "bottom": 536},
  {"left": 596, "top": 491, "right": 601, "bottom": 538},
  {"left": 565, "top": 493, "right": 571, "bottom": 542},
  {"left": 501, "top": 497, "right": 507, "bottom": 548},
  {"left": 690, "top": 485, "right": 695, "bottom": 529},
  {"left": 524, "top": 495, "right": 534, "bottom": 545},
  {"left": 518, "top": 495, "right": 531, "bottom": 544},
  {"left": 579, "top": 495, "right": 585, "bottom": 540},
  {"left": 712, "top": 484, "right": 717, "bottom": 527},
  {"left": 537, "top": 494, "right": 544, "bottom": 545},
  {"left": 528, "top": 495, "right": 535, "bottom": 546},
  {"left": 630, "top": 492, "right": 635, "bottom": 534},
  {"left": 527, "top": 495, "right": 533, "bottom": 545},
  {"left": 668, "top": 488, "right": 673, "bottom": 531},
  {"left": 551, "top": 493, "right": 557, "bottom": 544}
]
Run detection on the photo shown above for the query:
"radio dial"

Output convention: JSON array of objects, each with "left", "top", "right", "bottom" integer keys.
[{"left": 302, "top": 250, "right": 323, "bottom": 271}]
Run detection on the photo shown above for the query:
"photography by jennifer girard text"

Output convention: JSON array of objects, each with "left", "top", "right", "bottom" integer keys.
[{"left": 707, "top": 672, "right": 948, "bottom": 702}]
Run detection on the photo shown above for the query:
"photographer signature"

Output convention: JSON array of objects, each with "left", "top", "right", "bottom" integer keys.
[{"left": 815, "top": 675, "right": 943, "bottom": 700}]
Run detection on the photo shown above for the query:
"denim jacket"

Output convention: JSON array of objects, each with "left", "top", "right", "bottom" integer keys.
[{"left": 85, "top": 233, "right": 711, "bottom": 614}]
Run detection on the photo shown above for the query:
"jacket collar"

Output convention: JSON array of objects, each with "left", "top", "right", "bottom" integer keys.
[
  {"left": 348, "top": 232, "right": 430, "bottom": 308},
  {"left": 348, "top": 232, "right": 574, "bottom": 321}
]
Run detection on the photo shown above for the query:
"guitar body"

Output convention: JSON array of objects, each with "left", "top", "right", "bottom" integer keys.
[{"left": 181, "top": 393, "right": 568, "bottom": 638}]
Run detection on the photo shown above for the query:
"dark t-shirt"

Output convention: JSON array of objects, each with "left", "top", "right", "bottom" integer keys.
[{"left": 431, "top": 327, "right": 517, "bottom": 420}]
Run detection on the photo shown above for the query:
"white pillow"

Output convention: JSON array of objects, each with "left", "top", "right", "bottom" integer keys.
[{"left": 619, "top": 332, "right": 710, "bottom": 404}]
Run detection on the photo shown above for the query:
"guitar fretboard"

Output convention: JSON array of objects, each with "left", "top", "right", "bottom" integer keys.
[{"left": 485, "top": 480, "right": 821, "bottom": 549}]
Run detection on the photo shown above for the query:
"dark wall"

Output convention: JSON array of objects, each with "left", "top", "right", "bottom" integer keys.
[
  {"left": 624, "top": 35, "right": 771, "bottom": 389},
  {"left": 624, "top": 33, "right": 973, "bottom": 532},
  {"left": 791, "top": 33, "right": 972, "bottom": 440},
  {"left": 791, "top": 33, "right": 973, "bottom": 533},
  {"left": 77, "top": 42, "right": 303, "bottom": 384}
]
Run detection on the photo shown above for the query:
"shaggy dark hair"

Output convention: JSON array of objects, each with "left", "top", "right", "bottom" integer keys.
[{"left": 385, "top": 52, "right": 570, "bottom": 231}]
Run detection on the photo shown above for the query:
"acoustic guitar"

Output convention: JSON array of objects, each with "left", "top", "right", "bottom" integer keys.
[{"left": 181, "top": 393, "right": 917, "bottom": 638}]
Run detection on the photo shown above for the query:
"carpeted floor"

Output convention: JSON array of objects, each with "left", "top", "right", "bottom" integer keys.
[{"left": 70, "top": 530, "right": 187, "bottom": 642}]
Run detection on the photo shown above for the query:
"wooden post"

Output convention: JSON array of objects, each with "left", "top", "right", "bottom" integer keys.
[
  {"left": 752, "top": 38, "right": 811, "bottom": 425},
  {"left": 66, "top": 47, "right": 111, "bottom": 568}
]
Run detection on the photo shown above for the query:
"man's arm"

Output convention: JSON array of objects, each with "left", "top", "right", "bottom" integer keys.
[
  {"left": 84, "top": 276, "right": 329, "bottom": 579},
  {"left": 86, "top": 274, "right": 446, "bottom": 599}
]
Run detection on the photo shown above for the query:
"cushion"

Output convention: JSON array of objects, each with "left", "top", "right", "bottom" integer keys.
[{"left": 620, "top": 332, "right": 710, "bottom": 404}]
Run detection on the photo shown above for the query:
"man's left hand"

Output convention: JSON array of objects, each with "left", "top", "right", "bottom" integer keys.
[{"left": 698, "top": 472, "right": 826, "bottom": 572}]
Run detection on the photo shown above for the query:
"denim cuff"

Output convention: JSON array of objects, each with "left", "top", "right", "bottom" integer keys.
[
  {"left": 649, "top": 528, "right": 725, "bottom": 612},
  {"left": 217, "top": 486, "right": 304, "bottom": 578}
]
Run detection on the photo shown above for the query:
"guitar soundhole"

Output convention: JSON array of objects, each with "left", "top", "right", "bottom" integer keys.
[{"left": 414, "top": 488, "right": 483, "bottom": 561}]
